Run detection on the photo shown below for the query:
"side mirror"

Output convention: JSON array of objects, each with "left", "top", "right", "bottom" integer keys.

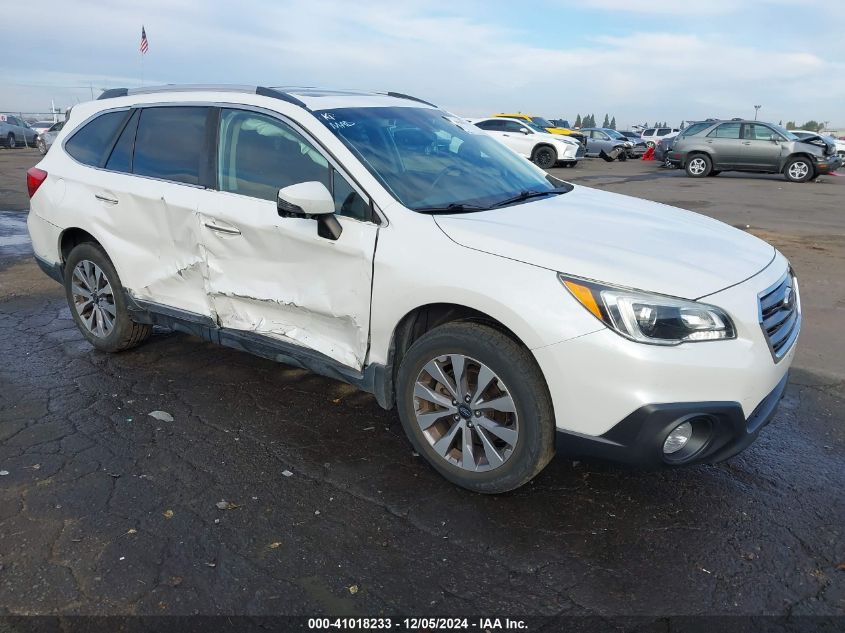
[
  {"left": 277, "top": 181, "right": 342, "bottom": 241},
  {"left": 519, "top": 127, "right": 531, "bottom": 135}
]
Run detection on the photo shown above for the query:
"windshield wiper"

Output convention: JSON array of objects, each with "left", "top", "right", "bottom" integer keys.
[
  {"left": 414, "top": 202, "right": 491, "bottom": 214},
  {"left": 490, "top": 187, "right": 570, "bottom": 208}
]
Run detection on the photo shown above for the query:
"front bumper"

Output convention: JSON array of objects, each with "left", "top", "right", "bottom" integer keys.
[
  {"left": 815, "top": 155, "right": 842, "bottom": 174},
  {"left": 555, "top": 372, "right": 788, "bottom": 467},
  {"left": 533, "top": 252, "right": 797, "bottom": 466}
]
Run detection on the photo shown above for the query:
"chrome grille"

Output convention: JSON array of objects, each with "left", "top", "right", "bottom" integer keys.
[{"left": 758, "top": 272, "right": 800, "bottom": 361}]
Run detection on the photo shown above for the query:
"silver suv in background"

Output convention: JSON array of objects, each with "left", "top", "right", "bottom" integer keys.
[
  {"left": 0, "top": 114, "right": 38, "bottom": 148},
  {"left": 669, "top": 119, "right": 842, "bottom": 182}
]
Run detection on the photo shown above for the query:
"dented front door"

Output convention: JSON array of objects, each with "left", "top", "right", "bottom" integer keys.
[{"left": 197, "top": 190, "right": 377, "bottom": 370}]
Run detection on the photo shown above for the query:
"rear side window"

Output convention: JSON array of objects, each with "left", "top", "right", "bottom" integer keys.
[
  {"left": 643, "top": 128, "right": 655, "bottom": 136},
  {"left": 708, "top": 122, "right": 741, "bottom": 139},
  {"left": 64, "top": 111, "right": 128, "bottom": 166},
  {"left": 657, "top": 128, "right": 671, "bottom": 135},
  {"left": 105, "top": 109, "right": 139, "bottom": 173},
  {"left": 133, "top": 107, "right": 208, "bottom": 185}
]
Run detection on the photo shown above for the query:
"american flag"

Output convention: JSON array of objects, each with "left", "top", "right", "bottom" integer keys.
[{"left": 140, "top": 26, "right": 149, "bottom": 54}]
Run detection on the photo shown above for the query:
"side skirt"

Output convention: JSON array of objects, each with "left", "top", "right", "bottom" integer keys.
[{"left": 126, "top": 294, "right": 393, "bottom": 410}]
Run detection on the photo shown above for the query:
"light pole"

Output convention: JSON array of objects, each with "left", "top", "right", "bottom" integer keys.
[{"left": 754, "top": 105, "right": 762, "bottom": 120}]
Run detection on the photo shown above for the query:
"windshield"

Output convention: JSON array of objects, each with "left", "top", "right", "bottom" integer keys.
[
  {"left": 604, "top": 129, "right": 627, "bottom": 140},
  {"left": 530, "top": 116, "right": 554, "bottom": 128},
  {"left": 768, "top": 123, "right": 798, "bottom": 141},
  {"left": 316, "top": 107, "right": 565, "bottom": 212}
]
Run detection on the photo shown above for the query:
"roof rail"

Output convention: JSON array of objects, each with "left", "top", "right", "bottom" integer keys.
[
  {"left": 95, "top": 84, "right": 307, "bottom": 109},
  {"left": 385, "top": 91, "right": 438, "bottom": 108}
]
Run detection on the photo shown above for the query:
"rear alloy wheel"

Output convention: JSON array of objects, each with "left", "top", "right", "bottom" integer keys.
[
  {"left": 37, "top": 138, "right": 47, "bottom": 155},
  {"left": 532, "top": 146, "right": 557, "bottom": 169},
  {"left": 784, "top": 157, "right": 813, "bottom": 183},
  {"left": 396, "top": 322, "right": 555, "bottom": 493},
  {"left": 6, "top": 133, "right": 15, "bottom": 149},
  {"left": 64, "top": 242, "right": 152, "bottom": 352},
  {"left": 685, "top": 154, "right": 712, "bottom": 177}
]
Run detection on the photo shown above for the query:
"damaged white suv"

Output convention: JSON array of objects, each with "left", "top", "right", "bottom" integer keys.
[{"left": 27, "top": 86, "right": 799, "bottom": 493}]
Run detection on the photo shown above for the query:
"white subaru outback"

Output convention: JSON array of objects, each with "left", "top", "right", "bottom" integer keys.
[{"left": 26, "top": 86, "right": 800, "bottom": 493}]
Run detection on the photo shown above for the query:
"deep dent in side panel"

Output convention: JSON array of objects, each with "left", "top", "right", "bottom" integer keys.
[{"left": 198, "top": 211, "right": 373, "bottom": 370}]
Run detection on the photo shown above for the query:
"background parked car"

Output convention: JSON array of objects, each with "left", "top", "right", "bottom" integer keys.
[
  {"left": 792, "top": 130, "right": 845, "bottom": 161},
  {"left": 580, "top": 127, "right": 631, "bottom": 158},
  {"left": 471, "top": 117, "right": 583, "bottom": 168},
  {"left": 37, "top": 121, "right": 64, "bottom": 155},
  {"left": 654, "top": 135, "right": 677, "bottom": 164},
  {"left": 28, "top": 120, "right": 56, "bottom": 136},
  {"left": 641, "top": 127, "right": 680, "bottom": 148},
  {"left": 669, "top": 119, "right": 842, "bottom": 182},
  {"left": 493, "top": 113, "right": 586, "bottom": 145},
  {"left": 0, "top": 114, "right": 38, "bottom": 148}
]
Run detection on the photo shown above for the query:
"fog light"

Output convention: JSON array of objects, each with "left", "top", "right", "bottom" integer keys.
[{"left": 663, "top": 421, "right": 693, "bottom": 454}]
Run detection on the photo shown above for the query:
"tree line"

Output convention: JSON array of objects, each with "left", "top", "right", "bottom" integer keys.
[
  {"left": 781, "top": 120, "right": 827, "bottom": 133},
  {"left": 574, "top": 114, "right": 617, "bottom": 129},
  {"left": 572, "top": 114, "right": 674, "bottom": 130}
]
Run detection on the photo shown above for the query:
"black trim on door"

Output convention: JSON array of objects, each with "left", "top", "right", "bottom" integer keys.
[
  {"left": 124, "top": 295, "right": 393, "bottom": 410},
  {"left": 201, "top": 107, "right": 220, "bottom": 190}
]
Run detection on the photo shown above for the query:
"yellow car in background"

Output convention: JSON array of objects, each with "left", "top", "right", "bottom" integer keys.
[{"left": 494, "top": 113, "right": 585, "bottom": 144}]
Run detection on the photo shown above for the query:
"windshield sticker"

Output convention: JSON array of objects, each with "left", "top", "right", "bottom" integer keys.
[{"left": 319, "top": 112, "right": 356, "bottom": 131}]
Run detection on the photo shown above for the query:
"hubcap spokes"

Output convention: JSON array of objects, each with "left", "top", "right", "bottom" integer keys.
[
  {"left": 413, "top": 354, "right": 519, "bottom": 472},
  {"left": 789, "top": 162, "right": 808, "bottom": 179},
  {"left": 690, "top": 158, "right": 705, "bottom": 175},
  {"left": 72, "top": 260, "right": 116, "bottom": 338}
]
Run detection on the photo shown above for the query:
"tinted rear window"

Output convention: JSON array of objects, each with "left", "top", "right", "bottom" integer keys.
[
  {"left": 133, "top": 107, "right": 208, "bottom": 185},
  {"left": 64, "top": 111, "right": 128, "bottom": 166}
]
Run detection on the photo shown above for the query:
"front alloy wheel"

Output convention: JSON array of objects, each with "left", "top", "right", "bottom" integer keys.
[
  {"left": 396, "top": 322, "right": 555, "bottom": 493},
  {"left": 414, "top": 354, "right": 519, "bottom": 472},
  {"left": 784, "top": 158, "right": 812, "bottom": 183}
]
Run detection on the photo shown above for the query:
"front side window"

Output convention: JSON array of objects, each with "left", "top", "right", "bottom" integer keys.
[
  {"left": 133, "top": 107, "right": 208, "bottom": 185},
  {"left": 217, "top": 109, "right": 369, "bottom": 220},
  {"left": 744, "top": 124, "right": 783, "bottom": 141},
  {"left": 657, "top": 128, "right": 671, "bottom": 136},
  {"left": 315, "top": 107, "right": 562, "bottom": 212},
  {"left": 708, "top": 122, "right": 741, "bottom": 139},
  {"left": 64, "top": 110, "right": 129, "bottom": 167}
]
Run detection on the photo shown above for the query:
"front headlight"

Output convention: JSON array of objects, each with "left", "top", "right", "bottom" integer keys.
[{"left": 559, "top": 275, "right": 735, "bottom": 345}]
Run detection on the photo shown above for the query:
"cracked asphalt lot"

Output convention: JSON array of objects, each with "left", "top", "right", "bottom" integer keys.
[{"left": 0, "top": 149, "right": 843, "bottom": 619}]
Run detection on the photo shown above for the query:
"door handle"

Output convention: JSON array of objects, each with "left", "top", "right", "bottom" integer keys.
[
  {"left": 94, "top": 194, "right": 118, "bottom": 205},
  {"left": 705, "top": 140, "right": 713, "bottom": 144},
  {"left": 742, "top": 141, "right": 751, "bottom": 145},
  {"left": 203, "top": 221, "right": 241, "bottom": 236}
]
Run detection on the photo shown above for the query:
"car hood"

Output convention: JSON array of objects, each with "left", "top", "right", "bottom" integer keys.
[{"left": 433, "top": 185, "right": 776, "bottom": 299}]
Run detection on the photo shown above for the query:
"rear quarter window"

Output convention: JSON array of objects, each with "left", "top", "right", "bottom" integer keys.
[{"left": 64, "top": 111, "right": 129, "bottom": 166}]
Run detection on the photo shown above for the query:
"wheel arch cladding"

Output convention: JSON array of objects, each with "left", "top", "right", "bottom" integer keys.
[{"left": 384, "top": 302, "right": 533, "bottom": 409}]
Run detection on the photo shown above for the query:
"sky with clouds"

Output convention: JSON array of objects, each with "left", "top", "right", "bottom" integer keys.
[{"left": 3, "top": 0, "right": 844, "bottom": 128}]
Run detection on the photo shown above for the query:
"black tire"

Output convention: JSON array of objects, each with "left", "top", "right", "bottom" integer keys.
[
  {"left": 617, "top": 149, "right": 628, "bottom": 161},
  {"left": 64, "top": 242, "right": 152, "bottom": 353},
  {"left": 37, "top": 138, "right": 47, "bottom": 155},
  {"left": 708, "top": 170, "right": 721, "bottom": 176},
  {"left": 532, "top": 145, "right": 557, "bottom": 169},
  {"left": 395, "top": 322, "right": 555, "bottom": 493},
  {"left": 562, "top": 161, "right": 577, "bottom": 168},
  {"left": 7, "top": 133, "right": 15, "bottom": 149},
  {"left": 685, "top": 153, "right": 712, "bottom": 177},
  {"left": 783, "top": 156, "right": 813, "bottom": 183}
]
